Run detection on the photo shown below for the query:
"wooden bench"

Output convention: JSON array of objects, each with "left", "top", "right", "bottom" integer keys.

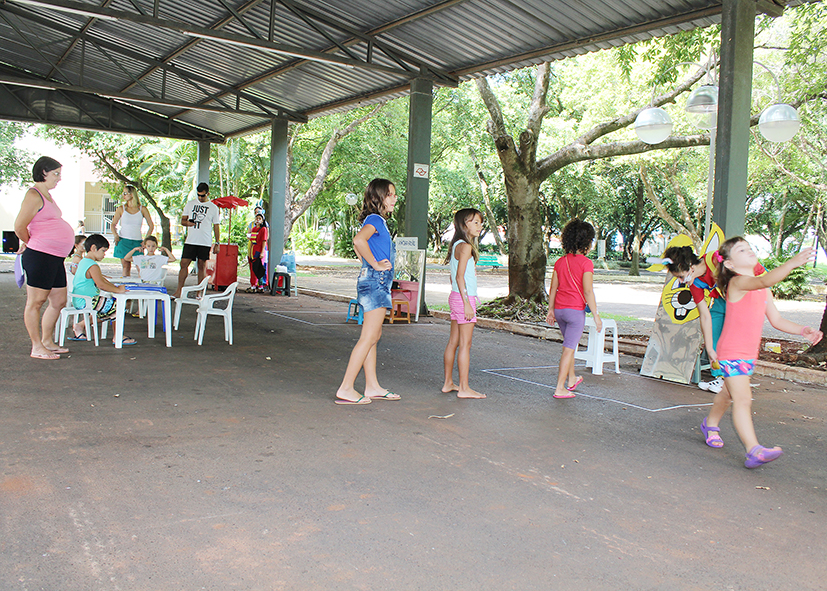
[{"left": 477, "top": 253, "right": 502, "bottom": 269}]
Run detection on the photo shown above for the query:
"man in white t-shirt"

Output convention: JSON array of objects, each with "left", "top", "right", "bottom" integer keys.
[{"left": 172, "top": 182, "right": 220, "bottom": 298}]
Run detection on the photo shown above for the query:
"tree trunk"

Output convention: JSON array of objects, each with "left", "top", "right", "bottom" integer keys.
[
  {"left": 506, "top": 176, "right": 547, "bottom": 300},
  {"left": 629, "top": 179, "right": 643, "bottom": 276},
  {"left": 467, "top": 143, "right": 507, "bottom": 255}
]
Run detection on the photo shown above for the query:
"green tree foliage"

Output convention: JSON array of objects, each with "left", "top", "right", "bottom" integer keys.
[{"left": 0, "top": 122, "right": 35, "bottom": 187}]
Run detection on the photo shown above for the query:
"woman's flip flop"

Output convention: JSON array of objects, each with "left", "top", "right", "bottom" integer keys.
[
  {"left": 31, "top": 351, "right": 60, "bottom": 360},
  {"left": 335, "top": 395, "right": 371, "bottom": 405},
  {"left": 566, "top": 376, "right": 583, "bottom": 392},
  {"left": 369, "top": 392, "right": 400, "bottom": 401}
]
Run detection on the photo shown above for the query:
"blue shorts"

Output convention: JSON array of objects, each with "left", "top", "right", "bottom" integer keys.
[
  {"left": 719, "top": 359, "right": 755, "bottom": 377},
  {"left": 356, "top": 266, "right": 392, "bottom": 313},
  {"left": 555, "top": 307, "right": 586, "bottom": 349}
]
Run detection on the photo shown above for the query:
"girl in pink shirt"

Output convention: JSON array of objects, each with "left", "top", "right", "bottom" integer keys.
[
  {"left": 546, "top": 219, "right": 602, "bottom": 399},
  {"left": 707, "top": 238, "right": 822, "bottom": 468}
]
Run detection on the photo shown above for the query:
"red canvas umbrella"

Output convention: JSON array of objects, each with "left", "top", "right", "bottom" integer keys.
[{"left": 211, "top": 195, "right": 249, "bottom": 237}]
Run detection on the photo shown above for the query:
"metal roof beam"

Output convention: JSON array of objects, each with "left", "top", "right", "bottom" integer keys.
[
  {"left": 0, "top": 2, "right": 306, "bottom": 121},
  {"left": 4, "top": 0, "right": 442, "bottom": 80},
  {"left": 0, "top": 81, "right": 225, "bottom": 141},
  {"left": 0, "top": 72, "right": 279, "bottom": 118},
  {"left": 120, "top": 0, "right": 268, "bottom": 94}
]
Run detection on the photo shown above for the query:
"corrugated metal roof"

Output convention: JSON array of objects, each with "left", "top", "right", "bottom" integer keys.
[{"left": 0, "top": 0, "right": 792, "bottom": 141}]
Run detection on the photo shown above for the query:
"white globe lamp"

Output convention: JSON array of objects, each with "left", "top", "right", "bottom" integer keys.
[
  {"left": 685, "top": 85, "right": 719, "bottom": 130},
  {"left": 758, "top": 103, "right": 800, "bottom": 143},
  {"left": 634, "top": 107, "right": 673, "bottom": 144}
]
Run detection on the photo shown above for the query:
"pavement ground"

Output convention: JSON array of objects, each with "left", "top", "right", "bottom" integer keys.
[{"left": 1, "top": 269, "right": 826, "bottom": 590}]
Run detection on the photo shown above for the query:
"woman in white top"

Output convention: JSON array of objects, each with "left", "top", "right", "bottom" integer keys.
[{"left": 111, "top": 185, "right": 153, "bottom": 277}]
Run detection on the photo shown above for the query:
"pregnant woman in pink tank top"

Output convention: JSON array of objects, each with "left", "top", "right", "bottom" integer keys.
[{"left": 14, "top": 156, "right": 76, "bottom": 360}]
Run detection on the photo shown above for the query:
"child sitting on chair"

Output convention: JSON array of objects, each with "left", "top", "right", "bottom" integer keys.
[
  {"left": 68, "top": 234, "right": 86, "bottom": 275},
  {"left": 123, "top": 235, "right": 176, "bottom": 284},
  {"left": 70, "top": 234, "right": 136, "bottom": 345}
]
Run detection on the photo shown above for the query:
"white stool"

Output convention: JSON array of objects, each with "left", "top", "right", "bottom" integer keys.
[{"left": 574, "top": 317, "right": 620, "bottom": 375}]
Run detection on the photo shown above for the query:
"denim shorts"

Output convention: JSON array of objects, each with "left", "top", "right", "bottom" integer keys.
[{"left": 357, "top": 266, "right": 392, "bottom": 313}]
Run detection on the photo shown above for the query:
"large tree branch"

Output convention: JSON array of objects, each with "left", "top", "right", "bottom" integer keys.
[
  {"left": 287, "top": 102, "right": 386, "bottom": 231},
  {"left": 537, "top": 134, "right": 709, "bottom": 181},
  {"left": 574, "top": 64, "right": 711, "bottom": 147},
  {"left": 476, "top": 77, "right": 507, "bottom": 139},
  {"left": 756, "top": 135, "right": 827, "bottom": 192}
]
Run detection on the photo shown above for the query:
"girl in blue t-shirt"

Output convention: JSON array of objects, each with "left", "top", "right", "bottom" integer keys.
[{"left": 335, "top": 179, "right": 400, "bottom": 405}]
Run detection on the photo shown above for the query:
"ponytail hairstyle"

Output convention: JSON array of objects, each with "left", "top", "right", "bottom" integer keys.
[
  {"left": 124, "top": 184, "right": 141, "bottom": 207},
  {"left": 443, "top": 208, "right": 482, "bottom": 264},
  {"left": 358, "top": 178, "right": 395, "bottom": 223},
  {"left": 560, "top": 218, "right": 595, "bottom": 255},
  {"left": 715, "top": 236, "right": 748, "bottom": 298},
  {"left": 662, "top": 245, "right": 701, "bottom": 276}
]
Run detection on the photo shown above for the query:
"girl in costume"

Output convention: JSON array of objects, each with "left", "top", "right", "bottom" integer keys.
[
  {"left": 442, "top": 208, "right": 486, "bottom": 399},
  {"left": 334, "top": 179, "right": 400, "bottom": 405},
  {"left": 707, "top": 238, "right": 820, "bottom": 468},
  {"left": 546, "top": 219, "right": 601, "bottom": 399}
]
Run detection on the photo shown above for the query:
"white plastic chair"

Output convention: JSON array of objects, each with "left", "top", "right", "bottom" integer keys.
[
  {"left": 194, "top": 282, "right": 239, "bottom": 345},
  {"left": 573, "top": 317, "right": 620, "bottom": 375},
  {"left": 173, "top": 277, "right": 209, "bottom": 330},
  {"left": 55, "top": 292, "right": 100, "bottom": 346}
]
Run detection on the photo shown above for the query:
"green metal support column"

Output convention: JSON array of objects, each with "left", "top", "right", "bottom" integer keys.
[
  {"left": 197, "top": 141, "right": 211, "bottom": 187},
  {"left": 405, "top": 77, "right": 433, "bottom": 315},
  {"left": 268, "top": 119, "right": 288, "bottom": 274},
  {"left": 712, "top": 0, "right": 755, "bottom": 237}
]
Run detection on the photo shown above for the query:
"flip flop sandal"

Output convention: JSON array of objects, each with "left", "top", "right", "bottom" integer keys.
[
  {"left": 48, "top": 347, "right": 70, "bottom": 354},
  {"left": 369, "top": 392, "right": 400, "bottom": 401},
  {"left": 68, "top": 333, "right": 88, "bottom": 341},
  {"left": 31, "top": 351, "right": 60, "bottom": 360},
  {"left": 335, "top": 395, "right": 371, "bottom": 405},
  {"left": 553, "top": 392, "right": 576, "bottom": 399},
  {"left": 566, "top": 376, "right": 584, "bottom": 392}
]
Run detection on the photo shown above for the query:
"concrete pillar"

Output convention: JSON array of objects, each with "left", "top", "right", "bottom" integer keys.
[
  {"left": 712, "top": 0, "right": 755, "bottom": 238},
  {"left": 405, "top": 77, "right": 433, "bottom": 315},
  {"left": 268, "top": 119, "right": 289, "bottom": 277},
  {"left": 197, "top": 141, "right": 211, "bottom": 187}
]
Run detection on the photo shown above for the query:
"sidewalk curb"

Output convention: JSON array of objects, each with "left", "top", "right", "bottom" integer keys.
[{"left": 300, "top": 288, "right": 827, "bottom": 386}]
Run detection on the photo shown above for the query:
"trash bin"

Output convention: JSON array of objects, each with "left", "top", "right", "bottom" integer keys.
[{"left": 209, "top": 243, "right": 238, "bottom": 290}]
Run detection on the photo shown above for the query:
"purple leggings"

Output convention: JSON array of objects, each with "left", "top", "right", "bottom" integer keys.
[{"left": 555, "top": 308, "right": 586, "bottom": 349}]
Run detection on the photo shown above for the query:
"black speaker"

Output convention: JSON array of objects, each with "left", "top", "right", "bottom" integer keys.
[{"left": 2, "top": 231, "right": 19, "bottom": 253}]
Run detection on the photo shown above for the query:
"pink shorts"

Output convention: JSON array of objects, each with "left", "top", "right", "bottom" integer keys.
[{"left": 448, "top": 291, "right": 478, "bottom": 324}]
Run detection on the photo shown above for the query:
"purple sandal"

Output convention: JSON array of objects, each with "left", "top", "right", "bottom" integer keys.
[
  {"left": 744, "top": 445, "right": 783, "bottom": 469},
  {"left": 701, "top": 418, "right": 724, "bottom": 448}
]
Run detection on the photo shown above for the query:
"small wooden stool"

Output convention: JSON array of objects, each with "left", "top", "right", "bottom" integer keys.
[{"left": 388, "top": 298, "right": 411, "bottom": 323}]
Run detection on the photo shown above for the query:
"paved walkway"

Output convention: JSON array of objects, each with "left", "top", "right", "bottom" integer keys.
[{"left": 1, "top": 269, "right": 826, "bottom": 590}]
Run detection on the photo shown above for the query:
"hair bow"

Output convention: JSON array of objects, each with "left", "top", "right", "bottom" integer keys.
[{"left": 712, "top": 251, "right": 723, "bottom": 263}]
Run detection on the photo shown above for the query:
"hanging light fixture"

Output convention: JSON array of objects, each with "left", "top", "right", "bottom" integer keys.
[
  {"left": 685, "top": 85, "right": 719, "bottom": 130},
  {"left": 634, "top": 107, "right": 673, "bottom": 144},
  {"left": 758, "top": 103, "right": 800, "bottom": 142}
]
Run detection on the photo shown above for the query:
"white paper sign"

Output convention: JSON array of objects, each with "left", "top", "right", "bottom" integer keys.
[
  {"left": 395, "top": 236, "right": 418, "bottom": 250},
  {"left": 412, "top": 164, "right": 429, "bottom": 179}
]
